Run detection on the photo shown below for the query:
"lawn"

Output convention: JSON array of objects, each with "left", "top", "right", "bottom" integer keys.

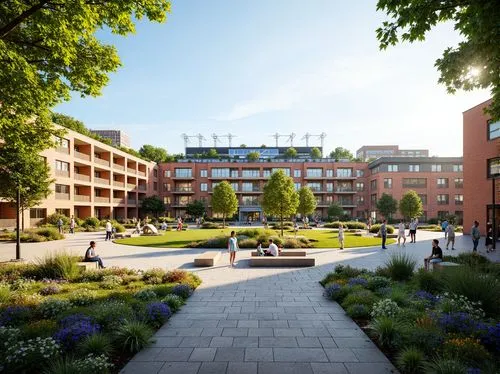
[{"left": 115, "top": 228, "right": 395, "bottom": 249}]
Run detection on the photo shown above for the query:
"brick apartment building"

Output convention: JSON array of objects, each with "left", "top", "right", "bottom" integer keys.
[
  {"left": 463, "top": 99, "right": 500, "bottom": 238},
  {"left": 356, "top": 145, "right": 429, "bottom": 161}
]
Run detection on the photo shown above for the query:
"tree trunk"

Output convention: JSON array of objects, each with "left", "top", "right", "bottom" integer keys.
[
  {"left": 21, "top": 207, "right": 25, "bottom": 232},
  {"left": 280, "top": 213, "right": 283, "bottom": 237},
  {"left": 223, "top": 215, "right": 226, "bottom": 228},
  {"left": 0, "top": 1, "right": 50, "bottom": 39}
]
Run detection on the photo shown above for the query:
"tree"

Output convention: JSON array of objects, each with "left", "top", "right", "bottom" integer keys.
[
  {"left": 376, "top": 0, "right": 500, "bottom": 120},
  {"left": 310, "top": 147, "right": 322, "bottom": 159},
  {"left": 207, "top": 149, "right": 219, "bottom": 158},
  {"left": 246, "top": 151, "right": 260, "bottom": 161},
  {"left": 376, "top": 193, "right": 398, "bottom": 220},
  {"left": 0, "top": 1, "right": 171, "bottom": 161},
  {"left": 329, "top": 147, "right": 354, "bottom": 160},
  {"left": 262, "top": 170, "right": 299, "bottom": 236},
  {"left": 399, "top": 190, "right": 423, "bottom": 220},
  {"left": 186, "top": 200, "right": 205, "bottom": 218},
  {"left": 327, "top": 202, "right": 344, "bottom": 221},
  {"left": 284, "top": 147, "right": 298, "bottom": 159},
  {"left": 141, "top": 196, "right": 165, "bottom": 218},
  {"left": 240, "top": 144, "right": 247, "bottom": 148},
  {"left": 297, "top": 187, "right": 317, "bottom": 218},
  {"left": 139, "top": 145, "right": 169, "bottom": 163},
  {"left": 211, "top": 181, "right": 238, "bottom": 228}
]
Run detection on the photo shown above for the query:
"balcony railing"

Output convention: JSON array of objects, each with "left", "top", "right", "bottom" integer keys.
[
  {"left": 127, "top": 199, "right": 137, "bottom": 205},
  {"left": 127, "top": 183, "right": 136, "bottom": 189},
  {"left": 241, "top": 187, "right": 261, "bottom": 192},
  {"left": 127, "top": 168, "right": 136, "bottom": 174},
  {"left": 74, "top": 195, "right": 90, "bottom": 202},
  {"left": 94, "top": 197, "right": 110, "bottom": 203},
  {"left": 113, "top": 198, "right": 125, "bottom": 204},
  {"left": 94, "top": 177, "right": 110, "bottom": 185},
  {"left": 138, "top": 170, "right": 146, "bottom": 177},
  {"left": 74, "top": 151, "right": 90, "bottom": 161},
  {"left": 138, "top": 185, "right": 147, "bottom": 191},
  {"left": 241, "top": 201, "right": 260, "bottom": 206},
  {"left": 113, "top": 181, "right": 125, "bottom": 188},
  {"left": 174, "top": 188, "right": 193, "bottom": 192},
  {"left": 74, "top": 173, "right": 90, "bottom": 182},
  {"left": 94, "top": 158, "right": 110, "bottom": 167},
  {"left": 56, "top": 146, "right": 69, "bottom": 154},
  {"left": 55, "top": 170, "right": 69, "bottom": 177},
  {"left": 335, "top": 188, "right": 355, "bottom": 193},
  {"left": 55, "top": 193, "right": 70, "bottom": 200},
  {"left": 113, "top": 163, "right": 125, "bottom": 171}
]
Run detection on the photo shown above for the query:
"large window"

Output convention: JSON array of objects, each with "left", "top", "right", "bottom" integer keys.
[
  {"left": 272, "top": 168, "right": 290, "bottom": 176},
  {"left": 403, "top": 178, "right": 427, "bottom": 188},
  {"left": 488, "top": 120, "right": 500, "bottom": 140},
  {"left": 418, "top": 194, "right": 427, "bottom": 205},
  {"left": 356, "top": 182, "right": 364, "bottom": 191},
  {"left": 174, "top": 168, "right": 192, "bottom": 178},
  {"left": 336, "top": 168, "right": 352, "bottom": 178},
  {"left": 263, "top": 169, "right": 271, "bottom": 178},
  {"left": 326, "top": 183, "right": 333, "bottom": 192},
  {"left": 231, "top": 182, "right": 240, "bottom": 191},
  {"left": 242, "top": 182, "right": 255, "bottom": 192},
  {"left": 306, "top": 168, "right": 323, "bottom": 178},
  {"left": 30, "top": 208, "right": 47, "bottom": 219},
  {"left": 294, "top": 182, "right": 301, "bottom": 191},
  {"left": 454, "top": 178, "right": 464, "bottom": 188},
  {"left": 453, "top": 164, "right": 463, "bottom": 172},
  {"left": 370, "top": 194, "right": 377, "bottom": 205},
  {"left": 383, "top": 178, "right": 392, "bottom": 189},
  {"left": 370, "top": 180, "right": 377, "bottom": 190},
  {"left": 357, "top": 196, "right": 365, "bottom": 206},
  {"left": 437, "top": 194, "right": 449, "bottom": 205},
  {"left": 326, "top": 169, "right": 334, "bottom": 178},
  {"left": 431, "top": 164, "right": 442, "bottom": 172},
  {"left": 55, "top": 184, "right": 69, "bottom": 194},
  {"left": 293, "top": 169, "right": 301, "bottom": 178},
  {"left": 437, "top": 178, "right": 449, "bottom": 188},
  {"left": 55, "top": 160, "right": 69, "bottom": 171},
  {"left": 242, "top": 169, "right": 260, "bottom": 178},
  {"left": 356, "top": 170, "right": 364, "bottom": 177},
  {"left": 200, "top": 183, "right": 208, "bottom": 192},
  {"left": 487, "top": 158, "right": 500, "bottom": 178},
  {"left": 200, "top": 169, "right": 207, "bottom": 178},
  {"left": 211, "top": 168, "right": 229, "bottom": 178},
  {"left": 231, "top": 170, "right": 239, "bottom": 178},
  {"left": 307, "top": 182, "right": 321, "bottom": 192},
  {"left": 387, "top": 164, "right": 398, "bottom": 172},
  {"left": 164, "top": 170, "right": 171, "bottom": 178},
  {"left": 409, "top": 164, "right": 420, "bottom": 172},
  {"left": 454, "top": 194, "right": 463, "bottom": 205}
]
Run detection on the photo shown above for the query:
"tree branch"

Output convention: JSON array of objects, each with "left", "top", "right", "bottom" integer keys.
[{"left": 0, "top": 0, "right": 50, "bottom": 40}]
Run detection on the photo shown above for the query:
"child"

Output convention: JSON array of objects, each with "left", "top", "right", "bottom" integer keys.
[
  {"left": 338, "top": 223, "right": 345, "bottom": 250},
  {"left": 256, "top": 241, "right": 264, "bottom": 256}
]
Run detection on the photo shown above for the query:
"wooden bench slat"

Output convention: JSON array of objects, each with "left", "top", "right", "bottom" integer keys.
[{"left": 251, "top": 251, "right": 306, "bottom": 257}]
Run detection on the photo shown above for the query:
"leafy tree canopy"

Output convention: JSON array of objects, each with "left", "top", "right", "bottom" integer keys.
[
  {"left": 310, "top": 147, "right": 322, "bottom": 159},
  {"left": 399, "top": 190, "right": 423, "bottom": 219},
  {"left": 211, "top": 181, "right": 238, "bottom": 227},
  {"left": 329, "top": 147, "right": 354, "bottom": 160},
  {"left": 376, "top": 193, "right": 398, "bottom": 219},
  {"left": 377, "top": 0, "right": 500, "bottom": 120},
  {"left": 284, "top": 147, "right": 298, "bottom": 159},
  {"left": 139, "top": 145, "right": 169, "bottom": 163},
  {"left": 297, "top": 187, "right": 317, "bottom": 217},
  {"left": 246, "top": 151, "right": 260, "bottom": 161},
  {"left": 186, "top": 200, "right": 205, "bottom": 218},
  {"left": 327, "top": 202, "right": 344, "bottom": 221},
  {"left": 207, "top": 149, "right": 219, "bottom": 158},
  {"left": 141, "top": 196, "right": 165, "bottom": 217}
]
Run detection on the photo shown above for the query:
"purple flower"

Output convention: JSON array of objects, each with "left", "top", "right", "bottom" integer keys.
[
  {"left": 172, "top": 284, "right": 192, "bottom": 299},
  {"left": 0, "top": 306, "right": 32, "bottom": 326},
  {"left": 348, "top": 278, "right": 368, "bottom": 287},
  {"left": 414, "top": 290, "right": 438, "bottom": 303},
  {"left": 438, "top": 312, "right": 477, "bottom": 334},
  {"left": 145, "top": 302, "right": 172, "bottom": 328},
  {"left": 466, "top": 369, "right": 481, "bottom": 374},
  {"left": 478, "top": 322, "right": 500, "bottom": 353},
  {"left": 324, "top": 283, "right": 342, "bottom": 299},
  {"left": 54, "top": 314, "right": 100, "bottom": 350}
]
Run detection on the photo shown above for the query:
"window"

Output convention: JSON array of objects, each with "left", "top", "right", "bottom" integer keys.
[
  {"left": 200, "top": 183, "right": 208, "bottom": 192},
  {"left": 402, "top": 178, "right": 427, "bottom": 188},
  {"left": 55, "top": 160, "right": 69, "bottom": 171},
  {"left": 370, "top": 180, "right": 377, "bottom": 190},
  {"left": 356, "top": 182, "right": 364, "bottom": 192},
  {"left": 163, "top": 183, "right": 170, "bottom": 192},
  {"left": 383, "top": 178, "right": 392, "bottom": 189},
  {"left": 241, "top": 196, "right": 258, "bottom": 206},
  {"left": 437, "top": 194, "right": 449, "bottom": 205},
  {"left": 326, "top": 183, "right": 333, "bottom": 192},
  {"left": 164, "top": 170, "right": 171, "bottom": 178},
  {"left": 242, "top": 169, "right": 259, "bottom": 178},
  {"left": 263, "top": 169, "right": 271, "bottom": 178},
  {"left": 371, "top": 166, "right": 379, "bottom": 174},
  {"left": 325, "top": 195, "right": 333, "bottom": 203},
  {"left": 387, "top": 164, "right": 398, "bottom": 172},
  {"left": 370, "top": 194, "right": 377, "bottom": 205},
  {"left": 211, "top": 168, "right": 230, "bottom": 178},
  {"left": 307, "top": 182, "right": 321, "bottom": 192},
  {"left": 357, "top": 196, "right": 365, "bottom": 206},
  {"left": 200, "top": 169, "right": 207, "bottom": 178},
  {"left": 454, "top": 178, "right": 464, "bottom": 188},
  {"left": 409, "top": 164, "right": 420, "bottom": 172},
  {"left": 55, "top": 184, "right": 69, "bottom": 194},
  {"left": 163, "top": 197, "right": 171, "bottom": 204},
  {"left": 231, "top": 182, "right": 239, "bottom": 191},
  {"left": 453, "top": 164, "right": 463, "bottom": 172},
  {"left": 437, "top": 178, "right": 449, "bottom": 188},
  {"left": 153, "top": 182, "right": 158, "bottom": 191},
  {"left": 242, "top": 182, "right": 254, "bottom": 192},
  {"left": 30, "top": 208, "right": 47, "bottom": 219},
  {"left": 306, "top": 168, "right": 322, "bottom": 178},
  {"left": 153, "top": 169, "right": 158, "bottom": 177},
  {"left": 488, "top": 120, "right": 500, "bottom": 140},
  {"left": 336, "top": 168, "right": 352, "bottom": 178},
  {"left": 438, "top": 211, "right": 448, "bottom": 220},
  {"left": 94, "top": 171, "right": 101, "bottom": 178},
  {"left": 418, "top": 194, "right": 427, "bottom": 205},
  {"left": 294, "top": 182, "right": 301, "bottom": 191},
  {"left": 326, "top": 169, "right": 334, "bottom": 178},
  {"left": 211, "top": 182, "right": 219, "bottom": 190},
  {"left": 293, "top": 169, "right": 301, "bottom": 178},
  {"left": 231, "top": 170, "right": 239, "bottom": 178},
  {"left": 175, "top": 168, "right": 192, "bottom": 178},
  {"left": 487, "top": 158, "right": 500, "bottom": 178},
  {"left": 272, "top": 168, "right": 290, "bottom": 176},
  {"left": 454, "top": 194, "right": 463, "bottom": 205},
  {"left": 431, "top": 164, "right": 442, "bottom": 172},
  {"left": 356, "top": 170, "right": 364, "bottom": 177}
]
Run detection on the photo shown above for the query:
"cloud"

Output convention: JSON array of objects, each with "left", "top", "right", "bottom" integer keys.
[{"left": 213, "top": 56, "right": 387, "bottom": 121}]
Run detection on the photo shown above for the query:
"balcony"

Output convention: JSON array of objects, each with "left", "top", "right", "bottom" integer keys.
[
  {"left": 138, "top": 185, "right": 147, "bottom": 191},
  {"left": 127, "top": 183, "right": 136, "bottom": 189},
  {"left": 335, "top": 189, "right": 356, "bottom": 194},
  {"left": 127, "top": 199, "right": 137, "bottom": 205},
  {"left": 56, "top": 146, "right": 69, "bottom": 154},
  {"left": 74, "top": 173, "right": 91, "bottom": 182},
  {"left": 55, "top": 193, "right": 70, "bottom": 200},
  {"left": 113, "top": 181, "right": 125, "bottom": 188},
  {"left": 127, "top": 168, "right": 136, "bottom": 174},
  {"left": 113, "top": 163, "right": 125, "bottom": 171},
  {"left": 173, "top": 188, "right": 194, "bottom": 193},
  {"left": 113, "top": 198, "right": 125, "bottom": 204},
  {"left": 74, "top": 195, "right": 91, "bottom": 202},
  {"left": 241, "top": 201, "right": 260, "bottom": 207},
  {"left": 334, "top": 174, "right": 355, "bottom": 180},
  {"left": 94, "top": 177, "right": 110, "bottom": 185},
  {"left": 173, "top": 174, "right": 194, "bottom": 180},
  {"left": 74, "top": 151, "right": 90, "bottom": 161},
  {"left": 94, "top": 158, "right": 110, "bottom": 167},
  {"left": 240, "top": 188, "right": 261, "bottom": 193},
  {"left": 94, "top": 197, "right": 110, "bottom": 203},
  {"left": 138, "top": 170, "right": 146, "bottom": 177},
  {"left": 172, "top": 201, "right": 192, "bottom": 207},
  {"left": 55, "top": 170, "right": 69, "bottom": 178}
]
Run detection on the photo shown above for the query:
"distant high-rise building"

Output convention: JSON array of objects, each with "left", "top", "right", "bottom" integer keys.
[
  {"left": 356, "top": 145, "right": 429, "bottom": 161},
  {"left": 90, "top": 130, "right": 130, "bottom": 148}
]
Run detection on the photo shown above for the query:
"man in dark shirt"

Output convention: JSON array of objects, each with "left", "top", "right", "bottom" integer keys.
[
  {"left": 84, "top": 241, "right": 105, "bottom": 269},
  {"left": 424, "top": 239, "right": 443, "bottom": 270}
]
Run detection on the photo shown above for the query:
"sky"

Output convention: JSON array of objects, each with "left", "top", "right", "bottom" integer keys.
[{"left": 55, "top": 0, "right": 491, "bottom": 156}]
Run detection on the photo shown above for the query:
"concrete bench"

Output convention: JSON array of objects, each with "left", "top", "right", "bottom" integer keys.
[
  {"left": 249, "top": 256, "right": 315, "bottom": 267},
  {"left": 251, "top": 251, "right": 306, "bottom": 257},
  {"left": 433, "top": 261, "right": 461, "bottom": 270},
  {"left": 76, "top": 262, "right": 99, "bottom": 271},
  {"left": 194, "top": 251, "right": 221, "bottom": 267}
]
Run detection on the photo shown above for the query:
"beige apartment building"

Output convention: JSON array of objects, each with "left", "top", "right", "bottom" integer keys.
[{"left": 0, "top": 125, "right": 157, "bottom": 228}]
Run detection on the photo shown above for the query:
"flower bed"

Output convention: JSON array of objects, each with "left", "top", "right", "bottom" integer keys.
[
  {"left": 0, "top": 255, "right": 201, "bottom": 373},
  {"left": 320, "top": 253, "right": 499, "bottom": 373}
]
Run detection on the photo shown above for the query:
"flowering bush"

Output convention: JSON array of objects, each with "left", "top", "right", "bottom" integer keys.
[
  {"left": 145, "top": 302, "right": 172, "bottom": 328},
  {"left": 478, "top": 322, "right": 500, "bottom": 353},
  {"left": 4, "top": 337, "right": 60, "bottom": 371},
  {"left": 10, "top": 278, "right": 35, "bottom": 291},
  {"left": 348, "top": 277, "right": 368, "bottom": 287},
  {"left": 142, "top": 268, "right": 165, "bottom": 285},
  {"left": 69, "top": 288, "right": 97, "bottom": 306},
  {"left": 0, "top": 305, "right": 32, "bottom": 326},
  {"left": 134, "top": 288, "right": 157, "bottom": 301},
  {"left": 9, "top": 292, "right": 43, "bottom": 306},
  {"left": 161, "top": 294, "right": 184, "bottom": 312},
  {"left": 438, "top": 293, "right": 485, "bottom": 320},
  {"left": 367, "top": 276, "right": 391, "bottom": 291},
  {"left": 0, "top": 326, "right": 21, "bottom": 353},
  {"left": 438, "top": 312, "right": 478, "bottom": 335},
  {"left": 371, "top": 298, "right": 401, "bottom": 319},
  {"left": 375, "top": 286, "right": 392, "bottom": 297},
  {"left": 414, "top": 290, "right": 438, "bottom": 304},
  {"left": 172, "top": 284, "right": 192, "bottom": 299},
  {"left": 346, "top": 303, "right": 370, "bottom": 319},
  {"left": 442, "top": 337, "right": 490, "bottom": 366},
  {"left": 54, "top": 314, "right": 100, "bottom": 350},
  {"left": 324, "top": 283, "right": 342, "bottom": 300},
  {"left": 99, "top": 275, "right": 123, "bottom": 289},
  {"left": 39, "top": 284, "right": 62, "bottom": 295},
  {"left": 38, "top": 298, "right": 72, "bottom": 319},
  {"left": 74, "top": 353, "right": 113, "bottom": 372}
]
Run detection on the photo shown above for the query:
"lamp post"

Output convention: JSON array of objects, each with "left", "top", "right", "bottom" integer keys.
[
  {"left": 493, "top": 175, "right": 498, "bottom": 250},
  {"left": 15, "top": 185, "right": 21, "bottom": 260}
]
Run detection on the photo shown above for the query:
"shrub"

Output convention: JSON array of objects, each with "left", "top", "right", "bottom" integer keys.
[
  {"left": 346, "top": 304, "right": 371, "bottom": 319},
  {"left": 0, "top": 282, "right": 10, "bottom": 303},
  {"left": 200, "top": 222, "right": 223, "bottom": 229},
  {"left": 69, "top": 288, "right": 97, "bottom": 306},
  {"left": 4, "top": 337, "right": 60, "bottom": 372},
  {"left": 10, "top": 277, "right": 35, "bottom": 291},
  {"left": 46, "top": 213, "right": 70, "bottom": 226},
  {"left": 99, "top": 275, "right": 123, "bottom": 289},
  {"left": 413, "top": 268, "right": 443, "bottom": 293},
  {"left": 35, "top": 227, "right": 65, "bottom": 241},
  {"left": 114, "top": 223, "right": 126, "bottom": 233},
  {"left": 0, "top": 326, "right": 21, "bottom": 352},
  {"left": 283, "top": 238, "right": 307, "bottom": 248},
  {"left": 150, "top": 284, "right": 175, "bottom": 297},
  {"left": 448, "top": 252, "right": 491, "bottom": 268},
  {"left": 369, "top": 316, "right": 405, "bottom": 349},
  {"left": 0, "top": 305, "right": 33, "bottom": 326},
  {"left": 162, "top": 269, "right": 201, "bottom": 289},
  {"left": 87, "top": 301, "right": 134, "bottom": 331},
  {"left": 55, "top": 314, "right": 101, "bottom": 350},
  {"left": 22, "top": 319, "right": 58, "bottom": 339},
  {"left": 402, "top": 326, "right": 444, "bottom": 355},
  {"left": 172, "top": 284, "right": 193, "bottom": 299},
  {"left": 134, "top": 288, "right": 157, "bottom": 301},
  {"left": 438, "top": 312, "right": 479, "bottom": 335},
  {"left": 347, "top": 277, "right": 368, "bottom": 287},
  {"left": 38, "top": 298, "right": 72, "bottom": 319},
  {"left": 40, "top": 283, "right": 62, "bottom": 295},
  {"left": 396, "top": 347, "right": 425, "bottom": 374},
  {"left": 425, "top": 359, "right": 466, "bottom": 374},
  {"left": 389, "top": 287, "right": 409, "bottom": 307},
  {"left": 142, "top": 268, "right": 166, "bottom": 285},
  {"left": 369, "top": 224, "right": 394, "bottom": 234},
  {"left": 366, "top": 276, "right": 391, "bottom": 291},
  {"left": 83, "top": 217, "right": 101, "bottom": 228},
  {"left": 161, "top": 294, "right": 185, "bottom": 312},
  {"left": 442, "top": 337, "right": 490, "bottom": 366},
  {"left": 36, "top": 252, "right": 80, "bottom": 280},
  {"left": 438, "top": 292, "right": 485, "bottom": 320},
  {"left": 324, "top": 221, "right": 367, "bottom": 230},
  {"left": 342, "top": 289, "right": 378, "bottom": 311},
  {"left": 384, "top": 252, "right": 416, "bottom": 281},
  {"left": 324, "top": 283, "right": 342, "bottom": 300},
  {"left": 9, "top": 291, "right": 43, "bottom": 306},
  {"left": 144, "top": 302, "right": 172, "bottom": 328},
  {"left": 414, "top": 290, "right": 439, "bottom": 305},
  {"left": 238, "top": 238, "right": 258, "bottom": 248},
  {"left": 478, "top": 322, "right": 500, "bottom": 353},
  {"left": 78, "top": 333, "right": 114, "bottom": 357},
  {"left": 371, "top": 299, "right": 401, "bottom": 319},
  {"left": 46, "top": 354, "right": 113, "bottom": 374},
  {"left": 114, "top": 320, "right": 153, "bottom": 354}
]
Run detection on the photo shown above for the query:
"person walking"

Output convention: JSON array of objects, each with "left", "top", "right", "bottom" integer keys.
[
  {"left": 69, "top": 216, "right": 75, "bottom": 234},
  {"left": 471, "top": 220, "right": 480, "bottom": 252},
  {"left": 57, "top": 218, "right": 64, "bottom": 234},
  {"left": 338, "top": 223, "right": 345, "bottom": 250},
  {"left": 445, "top": 222, "right": 456, "bottom": 250},
  {"left": 380, "top": 219, "right": 388, "bottom": 249},
  {"left": 367, "top": 217, "right": 372, "bottom": 231},
  {"left": 105, "top": 219, "right": 112, "bottom": 241},
  {"left": 227, "top": 230, "right": 239, "bottom": 267},
  {"left": 84, "top": 241, "right": 105, "bottom": 269},
  {"left": 409, "top": 219, "right": 417, "bottom": 243},
  {"left": 485, "top": 222, "right": 494, "bottom": 253},
  {"left": 424, "top": 239, "right": 443, "bottom": 271},
  {"left": 441, "top": 219, "right": 449, "bottom": 239},
  {"left": 397, "top": 220, "right": 406, "bottom": 247}
]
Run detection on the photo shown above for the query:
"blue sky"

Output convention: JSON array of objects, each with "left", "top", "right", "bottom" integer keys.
[{"left": 55, "top": 0, "right": 490, "bottom": 156}]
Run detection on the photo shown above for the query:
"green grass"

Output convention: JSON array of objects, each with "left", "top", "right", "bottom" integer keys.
[{"left": 115, "top": 228, "right": 395, "bottom": 249}]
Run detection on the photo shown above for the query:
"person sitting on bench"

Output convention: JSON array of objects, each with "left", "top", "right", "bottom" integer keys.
[
  {"left": 264, "top": 239, "right": 279, "bottom": 257},
  {"left": 84, "top": 241, "right": 105, "bottom": 269},
  {"left": 424, "top": 239, "right": 443, "bottom": 271}
]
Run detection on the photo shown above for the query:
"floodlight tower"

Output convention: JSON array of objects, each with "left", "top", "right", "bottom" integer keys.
[
  {"left": 181, "top": 133, "right": 190, "bottom": 149},
  {"left": 289, "top": 133, "right": 296, "bottom": 147},
  {"left": 302, "top": 133, "right": 311, "bottom": 147},
  {"left": 212, "top": 133, "right": 219, "bottom": 148},
  {"left": 196, "top": 133, "right": 206, "bottom": 147}
]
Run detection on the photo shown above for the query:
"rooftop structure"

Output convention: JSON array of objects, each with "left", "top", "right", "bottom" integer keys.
[
  {"left": 90, "top": 129, "right": 130, "bottom": 148},
  {"left": 356, "top": 145, "right": 429, "bottom": 161},
  {"left": 185, "top": 146, "right": 323, "bottom": 159}
]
